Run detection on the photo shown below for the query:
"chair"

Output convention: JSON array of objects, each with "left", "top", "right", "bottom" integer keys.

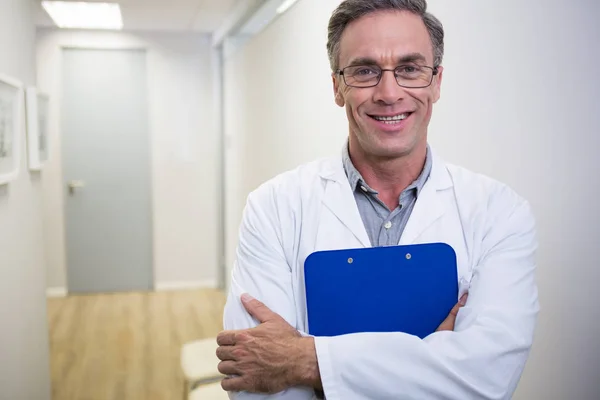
[
  {"left": 189, "top": 382, "right": 229, "bottom": 400},
  {"left": 181, "top": 338, "right": 224, "bottom": 397}
]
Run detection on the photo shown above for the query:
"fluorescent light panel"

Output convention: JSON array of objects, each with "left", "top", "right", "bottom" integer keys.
[
  {"left": 276, "top": 0, "right": 299, "bottom": 15},
  {"left": 42, "top": 1, "right": 123, "bottom": 30}
]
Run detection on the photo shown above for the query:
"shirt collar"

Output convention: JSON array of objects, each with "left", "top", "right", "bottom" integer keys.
[{"left": 342, "top": 139, "right": 433, "bottom": 197}]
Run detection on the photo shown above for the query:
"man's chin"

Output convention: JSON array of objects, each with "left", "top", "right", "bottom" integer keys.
[
  {"left": 366, "top": 143, "right": 415, "bottom": 160},
  {"left": 368, "top": 134, "right": 418, "bottom": 157}
]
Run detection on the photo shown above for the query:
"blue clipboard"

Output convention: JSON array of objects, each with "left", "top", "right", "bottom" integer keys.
[{"left": 304, "top": 243, "right": 458, "bottom": 339}]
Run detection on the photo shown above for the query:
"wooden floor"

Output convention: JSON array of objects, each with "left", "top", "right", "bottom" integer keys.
[{"left": 47, "top": 289, "right": 227, "bottom": 400}]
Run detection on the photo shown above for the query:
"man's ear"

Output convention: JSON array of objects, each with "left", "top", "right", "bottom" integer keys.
[
  {"left": 432, "top": 65, "right": 443, "bottom": 104},
  {"left": 332, "top": 73, "right": 345, "bottom": 107}
]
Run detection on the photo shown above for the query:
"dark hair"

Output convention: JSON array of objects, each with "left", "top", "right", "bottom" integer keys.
[{"left": 327, "top": 0, "right": 444, "bottom": 71}]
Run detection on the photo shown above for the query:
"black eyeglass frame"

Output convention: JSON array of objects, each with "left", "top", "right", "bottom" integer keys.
[{"left": 337, "top": 64, "right": 440, "bottom": 89}]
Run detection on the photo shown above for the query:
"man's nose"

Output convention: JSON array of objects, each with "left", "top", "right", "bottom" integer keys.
[{"left": 373, "top": 70, "right": 405, "bottom": 105}]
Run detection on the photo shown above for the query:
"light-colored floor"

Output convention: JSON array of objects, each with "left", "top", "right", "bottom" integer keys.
[{"left": 47, "top": 289, "right": 227, "bottom": 400}]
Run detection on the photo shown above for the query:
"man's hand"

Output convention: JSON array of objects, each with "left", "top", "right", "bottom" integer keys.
[
  {"left": 436, "top": 293, "right": 468, "bottom": 332},
  {"left": 216, "top": 292, "right": 467, "bottom": 393},
  {"left": 216, "top": 294, "right": 320, "bottom": 394}
]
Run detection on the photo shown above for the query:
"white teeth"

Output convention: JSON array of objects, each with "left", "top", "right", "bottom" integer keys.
[{"left": 373, "top": 113, "right": 408, "bottom": 122}]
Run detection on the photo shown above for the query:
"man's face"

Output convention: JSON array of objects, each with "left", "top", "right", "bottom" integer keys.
[{"left": 333, "top": 10, "right": 443, "bottom": 159}]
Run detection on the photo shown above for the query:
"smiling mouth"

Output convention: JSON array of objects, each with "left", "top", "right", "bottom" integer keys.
[{"left": 368, "top": 113, "right": 412, "bottom": 124}]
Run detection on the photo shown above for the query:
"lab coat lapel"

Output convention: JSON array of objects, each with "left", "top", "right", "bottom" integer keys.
[
  {"left": 400, "top": 151, "right": 453, "bottom": 245},
  {"left": 319, "top": 158, "right": 371, "bottom": 248}
]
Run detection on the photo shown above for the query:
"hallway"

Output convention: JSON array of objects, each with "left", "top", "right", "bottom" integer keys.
[{"left": 47, "top": 289, "right": 225, "bottom": 400}]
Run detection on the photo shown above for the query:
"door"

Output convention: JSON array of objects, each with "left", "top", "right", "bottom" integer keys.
[{"left": 62, "top": 48, "right": 153, "bottom": 293}]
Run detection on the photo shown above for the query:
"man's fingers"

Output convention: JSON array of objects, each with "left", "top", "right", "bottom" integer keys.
[
  {"left": 436, "top": 293, "right": 468, "bottom": 332},
  {"left": 241, "top": 293, "right": 279, "bottom": 323},
  {"left": 436, "top": 313, "right": 455, "bottom": 332},
  {"left": 217, "top": 331, "right": 237, "bottom": 346},
  {"left": 218, "top": 360, "right": 239, "bottom": 375},
  {"left": 216, "top": 345, "right": 236, "bottom": 362},
  {"left": 449, "top": 293, "right": 468, "bottom": 317},
  {"left": 221, "top": 376, "right": 246, "bottom": 392}
]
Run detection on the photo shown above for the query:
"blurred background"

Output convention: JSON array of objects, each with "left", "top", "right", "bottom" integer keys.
[{"left": 0, "top": 0, "right": 599, "bottom": 399}]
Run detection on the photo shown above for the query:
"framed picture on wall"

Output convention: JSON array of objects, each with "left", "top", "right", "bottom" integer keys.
[
  {"left": 0, "top": 73, "right": 23, "bottom": 185},
  {"left": 25, "top": 87, "right": 50, "bottom": 171}
]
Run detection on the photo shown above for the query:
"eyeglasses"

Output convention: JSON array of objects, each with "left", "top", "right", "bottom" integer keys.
[{"left": 337, "top": 64, "right": 439, "bottom": 89}]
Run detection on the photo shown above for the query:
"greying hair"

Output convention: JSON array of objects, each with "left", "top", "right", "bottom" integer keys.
[{"left": 327, "top": 0, "right": 444, "bottom": 72}]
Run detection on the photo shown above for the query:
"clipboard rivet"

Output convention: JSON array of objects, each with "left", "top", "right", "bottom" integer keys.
[
  {"left": 348, "top": 258, "right": 353, "bottom": 264},
  {"left": 406, "top": 253, "right": 412, "bottom": 260}
]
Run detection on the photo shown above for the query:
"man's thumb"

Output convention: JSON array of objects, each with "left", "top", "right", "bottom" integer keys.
[{"left": 241, "top": 293, "right": 277, "bottom": 323}]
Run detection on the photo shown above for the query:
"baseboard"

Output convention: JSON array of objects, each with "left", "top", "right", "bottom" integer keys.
[
  {"left": 46, "top": 281, "right": 218, "bottom": 296},
  {"left": 155, "top": 279, "right": 218, "bottom": 291},
  {"left": 46, "top": 287, "right": 67, "bottom": 298}
]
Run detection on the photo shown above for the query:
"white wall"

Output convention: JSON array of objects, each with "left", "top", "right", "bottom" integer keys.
[
  {"left": 222, "top": 1, "right": 348, "bottom": 287},
  {"left": 223, "top": 0, "right": 600, "bottom": 398},
  {"left": 36, "top": 29, "right": 220, "bottom": 291},
  {"left": 0, "top": 0, "right": 52, "bottom": 399}
]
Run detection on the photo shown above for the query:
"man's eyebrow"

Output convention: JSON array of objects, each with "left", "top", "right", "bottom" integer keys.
[
  {"left": 344, "top": 57, "right": 379, "bottom": 68},
  {"left": 398, "top": 52, "right": 428, "bottom": 64},
  {"left": 343, "top": 53, "right": 429, "bottom": 69}
]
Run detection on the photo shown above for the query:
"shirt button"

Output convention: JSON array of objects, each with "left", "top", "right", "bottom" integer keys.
[
  {"left": 360, "top": 185, "right": 368, "bottom": 192},
  {"left": 384, "top": 221, "right": 392, "bottom": 229}
]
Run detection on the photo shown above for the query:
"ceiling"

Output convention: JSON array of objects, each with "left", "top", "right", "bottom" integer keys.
[{"left": 34, "top": 0, "right": 242, "bottom": 33}]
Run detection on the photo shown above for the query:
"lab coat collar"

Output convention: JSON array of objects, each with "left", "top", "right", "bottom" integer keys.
[{"left": 318, "top": 145, "right": 453, "bottom": 247}]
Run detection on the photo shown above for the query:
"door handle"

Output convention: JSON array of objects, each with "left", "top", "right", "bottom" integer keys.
[{"left": 68, "top": 180, "right": 86, "bottom": 195}]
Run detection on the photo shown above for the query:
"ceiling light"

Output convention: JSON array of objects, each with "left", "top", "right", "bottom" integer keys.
[
  {"left": 276, "top": 0, "right": 300, "bottom": 15},
  {"left": 41, "top": 1, "right": 123, "bottom": 30}
]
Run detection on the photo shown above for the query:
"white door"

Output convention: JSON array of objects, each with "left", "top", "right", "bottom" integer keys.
[{"left": 62, "top": 48, "right": 153, "bottom": 294}]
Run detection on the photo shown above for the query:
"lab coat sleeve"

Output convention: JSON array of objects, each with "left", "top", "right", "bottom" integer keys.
[
  {"left": 223, "top": 186, "right": 316, "bottom": 400},
  {"left": 315, "top": 200, "right": 540, "bottom": 400}
]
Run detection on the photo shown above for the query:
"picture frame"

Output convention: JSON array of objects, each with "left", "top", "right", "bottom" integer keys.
[
  {"left": 0, "top": 73, "right": 23, "bottom": 185},
  {"left": 25, "top": 87, "right": 50, "bottom": 171}
]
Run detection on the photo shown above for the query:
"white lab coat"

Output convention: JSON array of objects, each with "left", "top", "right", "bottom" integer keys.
[{"left": 223, "top": 148, "right": 539, "bottom": 400}]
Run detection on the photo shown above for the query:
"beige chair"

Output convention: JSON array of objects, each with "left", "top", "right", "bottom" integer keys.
[
  {"left": 181, "top": 338, "right": 224, "bottom": 397},
  {"left": 189, "top": 382, "right": 229, "bottom": 400}
]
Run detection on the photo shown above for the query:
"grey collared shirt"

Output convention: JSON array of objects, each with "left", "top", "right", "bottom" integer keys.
[{"left": 342, "top": 142, "right": 432, "bottom": 247}]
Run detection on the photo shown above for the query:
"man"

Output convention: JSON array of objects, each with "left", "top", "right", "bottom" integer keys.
[{"left": 216, "top": 0, "right": 539, "bottom": 399}]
